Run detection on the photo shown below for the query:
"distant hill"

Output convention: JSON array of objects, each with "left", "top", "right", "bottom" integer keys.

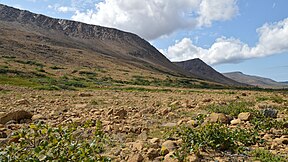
[
  {"left": 174, "top": 58, "right": 245, "bottom": 86},
  {"left": 223, "top": 72, "right": 288, "bottom": 89}
]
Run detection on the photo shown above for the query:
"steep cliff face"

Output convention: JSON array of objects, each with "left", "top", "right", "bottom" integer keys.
[
  {"left": 174, "top": 58, "right": 245, "bottom": 86},
  {"left": 0, "top": 4, "right": 189, "bottom": 77}
]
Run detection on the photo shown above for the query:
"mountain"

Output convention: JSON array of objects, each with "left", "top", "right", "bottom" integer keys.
[
  {"left": 0, "top": 4, "right": 192, "bottom": 80},
  {"left": 223, "top": 72, "right": 288, "bottom": 89},
  {"left": 173, "top": 58, "right": 245, "bottom": 86}
]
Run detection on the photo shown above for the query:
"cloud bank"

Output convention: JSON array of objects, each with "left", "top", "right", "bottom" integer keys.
[
  {"left": 165, "top": 18, "right": 288, "bottom": 65},
  {"left": 71, "top": 0, "right": 238, "bottom": 40}
]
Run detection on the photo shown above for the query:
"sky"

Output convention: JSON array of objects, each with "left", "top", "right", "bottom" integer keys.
[{"left": 1, "top": 0, "right": 288, "bottom": 81}]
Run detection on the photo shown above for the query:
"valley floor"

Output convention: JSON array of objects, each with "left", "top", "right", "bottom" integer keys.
[{"left": 0, "top": 85, "right": 287, "bottom": 161}]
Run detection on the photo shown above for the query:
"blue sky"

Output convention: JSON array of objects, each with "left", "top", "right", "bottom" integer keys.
[{"left": 1, "top": 0, "right": 288, "bottom": 81}]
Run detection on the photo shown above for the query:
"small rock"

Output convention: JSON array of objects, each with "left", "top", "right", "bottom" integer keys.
[
  {"left": 147, "top": 148, "right": 159, "bottom": 160},
  {"left": 169, "top": 101, "right": 180, "bottom": 107},
  {"left": 111, "top": 147, "right": 121, "bottom": 156},
  {"left": 8, "top": 137, "right": 20, "bottom": 144},
  {"left": 5, "top": 120, "right": 17, "bottom": 125},
  {"left": 153, "top": 156, "right": 164, "bottom": 162},
  {"left": 128, "top": 153, "right": 144, "bottom": 162},
  {"left": 205, "top": 113, "right": 229, "bottom": 124},
  {"left": 273, "top": 137, "right": 288, "bottom": 145},
  {"left": 262, "top": 108, "right": 278, "bottom": 118},
  {"left": 238, "top": 112, "right": 252, "bottom": 121},
  {"left": 283, "top": 122, "right": 288, "bottom": 128},
  {"left": 78, "top": 93, "right": 93, "bottom": 97},
  {"left": 20, "top": 119, "right": 32, "bottom": 124},
  {"left": 230, "top": 118, "right": 241, "bottom": 125},
  {"left": 163, "top": 152, "right": 177, "bottom": 162},
  {"left": 162, "top": 123, "right": 177, "bottom": 127},
  {"left": 159, "top": 108, "right": 170, "bottom": 116},
  {"left": 138, "top": 131, "right": 148, "bottom": 141},
  {"left": 114, "top": 109, "right": 127, "bottom": 119},
  {"left": 177, "top": 120, "right": 184, "bottom": 125},
  {"left": 203, "top": 98, "right": 212, "bottom": 103},
  {"left": 107, "top": 109, "right": 113, "bottom": 115},
  {"left": 162, "top": 140, "right": 177, "bottom": 153},
  {"left": 186, "top": 120, "right": 197, "bottom": 127},
  {"left": 0, "top": 131, "right": 7, "bottom": 138},
  {"left": 15, "top": 99, "right": 30, "bottom": 105},
  {"left": 75, "top": 104, "right": 88, "bottom": 109},
  {"left": 0, "top": 110, "right": 33, "bottom": 124},
  {"left": 186, "top": 154, "right": 199, "bottom": 162},
  {"left": 132, "top": 141, "right": 145, "bottom": 151},
  {"left": 32, "top": 114, "right": 46, "bottom": 121},
  {"left": 150, "top": 138, "right": 160, "bottom": 145},
  {"left": 241, "top": 93, "right": 247, "bottom": 96},
  {"left": 0, "top": 112, "right": 6, "bottom": 117},
  {"left": 262, "top": 134, "right": 273, "bottom": 141}
]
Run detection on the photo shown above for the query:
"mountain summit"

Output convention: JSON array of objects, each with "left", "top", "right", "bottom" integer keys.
[{"left": 174, "top": 58, "right": 245, "bottom": 86}]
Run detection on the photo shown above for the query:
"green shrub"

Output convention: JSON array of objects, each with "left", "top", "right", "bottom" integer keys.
[
  {"left": 176, "top": 123, "right": 260, "bottom": 159},
  {"left": 206, "top": 101, "right": 255, "bottom": 117},
  {"left": 0, "top": 121, "right": 111, "bottom": 161},
  {"left": 36, "top": 68, "right": 46, "bottom": 73},
  {"left": 15, "top": 60, "right": 44, "bottom": 67},
  {"left": 256, "top": 96, "right": 286, "bottom": 104},
  {"left": 64, "top": 81, "right": 87, "bottom": 88},
  {"left": 251, "top": 149, "right": 287, "bottom": 162},
  {"left": 251, "top": 112, "right": 287, "bottom": 131},
  {"left": 79, "top": 71, "right": 97, "bottom": 76}
]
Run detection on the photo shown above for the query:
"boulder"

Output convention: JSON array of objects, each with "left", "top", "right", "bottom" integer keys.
[
  {"left": 0, "top": 110, "right": 33, "bottom": 124},
  {"left": 205, "top": 113, "right": 229, "bottom": 124},
  {"left": 262, "top": 108, "right": 278, "bottom": 118},
  {"left": 238, "top": 112, "right": 252, "bottom": 121}
]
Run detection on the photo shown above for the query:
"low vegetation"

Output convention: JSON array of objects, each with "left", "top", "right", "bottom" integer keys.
[
  {"left": 206, "top": 101, "right": 255, "bottom": 117},
  {"left": 175, "top": 123, "right": 260, "bottom": 159},
  {"left": 0, "top": 121, "right": 111, "bottom": 161},
  {"left": 251, "top": 149, "right": 287, "bottom": 162}
]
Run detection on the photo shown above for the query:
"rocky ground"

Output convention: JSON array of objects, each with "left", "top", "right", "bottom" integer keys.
[{"left": 0, "top": 85, "right": 287, "bottom": 161}]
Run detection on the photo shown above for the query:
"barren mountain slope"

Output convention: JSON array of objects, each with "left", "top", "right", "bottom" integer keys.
[{"left": 0, "top": 4, "right": 193, "bottom": 80}]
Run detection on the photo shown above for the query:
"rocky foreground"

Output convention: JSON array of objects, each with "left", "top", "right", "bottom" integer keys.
[{"left": 0, "top": 85, "right": 287, "bottom": 161}]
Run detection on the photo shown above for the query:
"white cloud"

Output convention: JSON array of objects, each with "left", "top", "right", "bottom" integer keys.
[
  {"left": 48, "top": 4, "right": 76, "bottom": 13},
  {"left": 56, "top": 6, "right": 75, "bottom": 13},
  {"left": 71, "top": 0, "right": 238, "bottom": 40},
  {"left": 197, "top": 0, "right": 238, "bottom": 26},
  {"left": 165, "top": 18, "right": 288, "bottom": 65}
]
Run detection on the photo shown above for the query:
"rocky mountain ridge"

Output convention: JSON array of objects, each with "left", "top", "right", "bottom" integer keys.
[{"left": 0, "top": 4, "right": 191, "bottom": 78}]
